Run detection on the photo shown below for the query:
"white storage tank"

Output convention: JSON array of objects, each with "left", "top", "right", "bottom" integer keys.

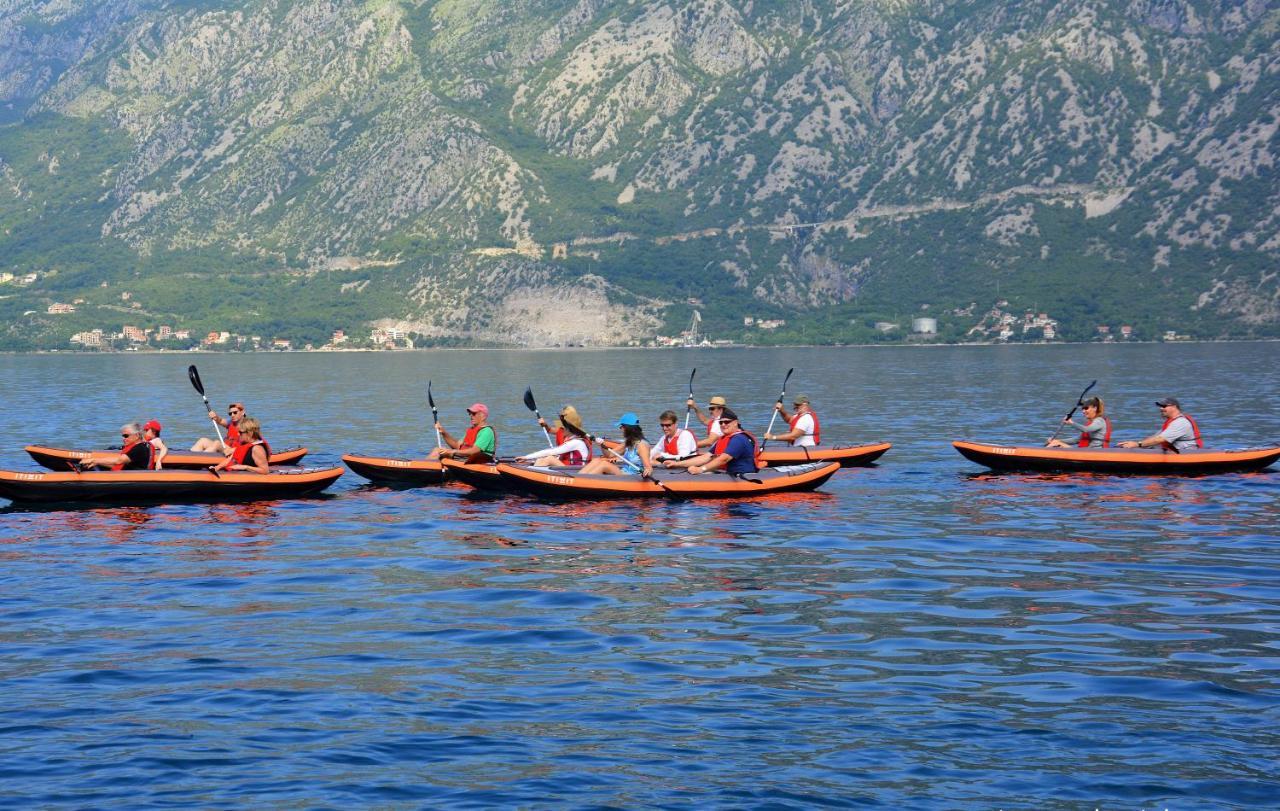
[{"left": 912, "top": 317, "right": 937, "bottom": 334}]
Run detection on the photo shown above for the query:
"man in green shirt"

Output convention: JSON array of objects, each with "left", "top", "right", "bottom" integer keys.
[{"left": 431, "top": 402, "right": 497, "bottom": 462}]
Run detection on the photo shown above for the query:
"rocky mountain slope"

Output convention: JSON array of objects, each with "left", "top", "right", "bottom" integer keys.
[{"left": 1, "top": 0, "right": 1276, "bottom": 347}]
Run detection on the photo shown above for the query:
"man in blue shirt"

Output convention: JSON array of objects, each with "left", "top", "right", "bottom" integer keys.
[{"left": 688, "top": 409, "right": 758, "bottom": 476}]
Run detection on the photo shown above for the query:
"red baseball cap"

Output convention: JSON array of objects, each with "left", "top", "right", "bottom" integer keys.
[
  {"left": 467, "top": 403, "right": 489, "bottom": 417},
  {"left": 144, "top": 420, "right": 162, "bottom": 434}
]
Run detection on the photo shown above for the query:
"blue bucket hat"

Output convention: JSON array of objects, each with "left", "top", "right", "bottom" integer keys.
[{"left": 617, "top": 412, "right": 640, "bottom": 427}]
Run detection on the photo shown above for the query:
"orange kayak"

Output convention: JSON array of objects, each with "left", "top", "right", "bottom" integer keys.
[
  {"left": 342, "top": 454, "right": 445, "bottom": 486},
  {"left": 760, "top": 441, "right": 891, "bottom": 467},
  {"left": 26, "top": 444, "right": 307, "bottom": 471},
  {"left": 953, "top": 440, "right": 1280, "bottom": 474},
  {"left": 495, "top": 461, "right": 841, "bottom": 499},
  {"left": 0, "top": 466, "right": 343, "bottom": 504},
  {"left": 439, "top": 457, "right": 509, "bottom": 491}
]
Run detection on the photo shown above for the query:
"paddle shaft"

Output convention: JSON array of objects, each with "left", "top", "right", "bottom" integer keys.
[
  {"left": 1047, "top": 380, "right": 1098, "bottom": 445},
  {"left": 683, "top": 368, "right": 696, "bottom": 431},
  {"left": 761, "top": 367, "right": 794, "bottom": 451}
]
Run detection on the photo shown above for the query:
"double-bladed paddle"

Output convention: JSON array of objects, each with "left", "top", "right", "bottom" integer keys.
[
  {"left": 1046, "top": 380, "right": 1098, "bottom": 446},
  {"left": 683, "top": 368, "right": 697, "bottom": 430},
  {"left": 523, "top": 386, "right": 554, "bottom": 447},
  {"left": 761, "top": 367, "right": 794, "bottom": 451},
  {"left": 187, "top": 365, "right": 226, "bottom": 447},
  {"left": 428, "top": 380, "right": 442, "bottom": 449}
]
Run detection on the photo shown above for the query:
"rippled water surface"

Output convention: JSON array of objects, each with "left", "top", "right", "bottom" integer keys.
[{"left": 1, "top": 345, "right": 1278, "bottom": 808}]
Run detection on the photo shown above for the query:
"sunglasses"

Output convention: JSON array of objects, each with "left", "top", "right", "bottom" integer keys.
[
  {"left": 659, "top": 422, "right": 676, "bottom": 427},
  {"left": 709, "top": 405, "right": 723, "bottom": 410},
  {"left": 717, "top": 418, "right": 735, "bottom": 425}
]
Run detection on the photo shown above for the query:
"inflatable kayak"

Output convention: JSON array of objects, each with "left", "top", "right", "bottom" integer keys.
[
  {"left": 439, "top": 457, "right": 512, "bottom": 491},
  {"left": 760, "top": 441, "right": 891, "bottom": 467},
  {"left": 26, "top": 444, "right": 307, "bottom": 471},
  {"left": 0, "top": 466, "right": 344, "bottom": 504},
  {"left": 953, "top": 440, "right": 1280, "bottom": 475},
  {"left": 495, "top": 461, "right": 841, "bottom": 499},
  {"left": 342, "top": 454, "right": 445, "bottom": 486}
]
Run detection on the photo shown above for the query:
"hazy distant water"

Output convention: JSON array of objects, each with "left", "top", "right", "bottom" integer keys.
[{"left": 0, "top": 344, "right": 1277, "bottom": 808}]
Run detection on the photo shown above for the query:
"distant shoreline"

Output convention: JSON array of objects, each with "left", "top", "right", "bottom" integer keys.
[{"left": 5, "top": 337, "right": 1278, "bottom": 356}]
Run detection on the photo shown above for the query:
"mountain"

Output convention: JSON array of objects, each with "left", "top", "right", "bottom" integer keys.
[{"left": 1, "top": 0, "right": 1277, "bottom": 349}]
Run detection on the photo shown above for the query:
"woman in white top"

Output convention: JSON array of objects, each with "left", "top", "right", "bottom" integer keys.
[{"left": 517, "top": 407, "right": 592, "bottom": 467}]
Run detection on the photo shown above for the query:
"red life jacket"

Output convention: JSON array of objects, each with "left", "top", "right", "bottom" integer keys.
[
  {"left": 112, "top": 439, "right": 154, "bottom": 471},
  {"left": 232, "top": 439, "right": 272, "bottom": 467},
  {"left": 226, "top": 420, "right": 241, "bottom": 448},
  {"left": 460, "top": 424, "right": 497, "bottom": 460},
  {"left": 663, "top": 428, "right": 695, "bottom": 457},
  {"left": 789, "top": 410, "right": 821, "bottom": 445},
  {"left": 1077, "top": 416, "right": 1112, "bottom": 448},
  {"left": 711, "top": 429, "right": 763, "bottom": 471},
  {"left": 558, "top": 431, "right": 592, "bottom": 465},
  {"left": 1160, "top": 414, "right": 1203, "bottom": 449}
]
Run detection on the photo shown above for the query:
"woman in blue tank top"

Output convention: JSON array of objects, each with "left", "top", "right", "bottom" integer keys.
[{"left": 580, "top": 413, "right": 653, "bottom": 478}]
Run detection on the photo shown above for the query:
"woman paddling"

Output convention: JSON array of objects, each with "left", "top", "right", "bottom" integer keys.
[
  {"left": 580, "top": 413, "right": 652, "bottom": 478},
  {"left": 212, "top": 417, "right": 271, "bottom": 474},
  {"left": 1046, "top": 396, "right": 1111, "bottom": 448},
  {"left": 518, "top": 406, "right": 593, "bottom": 467}
]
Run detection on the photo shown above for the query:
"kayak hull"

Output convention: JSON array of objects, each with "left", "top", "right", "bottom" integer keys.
[
  {"left": 342, "top": 454, "right": 445, "bottom": 485},
  {"left": 495, "top": 461, "right": 841, "bottom": 499},
  {"left": 953, "top": 441, "right": 1280, "bottom": 475},
  {"left": 760, "top": 441, "right": 891, "bottom": 467},
  {"left": 439, "top": 458, "right": 510, "bottom": 491},
  {"left": 0, "top": 467, "right": 344, "bottom": 504},
  {"left": 26, "top": 444, "right": 307, "bottom": 471}
]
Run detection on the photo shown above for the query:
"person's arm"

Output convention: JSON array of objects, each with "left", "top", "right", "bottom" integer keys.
[
  {"left": 638, "top": 441, "right": 652, "bottom": 477},
  {"left": 208, "top": 410, "right": 228, "bottom": 428},
  {"left": 435, "top": 423, "right": 460, "bottom": 452},
  {"left": 686, "top": 399, "right": 710, "bottom": 427},
  {"left": 690, "top": 452, "right": 732, "bottom": 474},
  {"left": 80, "top": 452, "right": 130, "bottom": 469},
  {"left": 775, "top": 402, "right": 794, "bottom": 423},
  {"left": 453, "top": 426, "right": 495, "bottom": 462},
  {"left": 154, "top": 440, "right": 168, "bottom": 469},
  {"left": 519, "top": 439, "right": 579, "bottom": 463}
]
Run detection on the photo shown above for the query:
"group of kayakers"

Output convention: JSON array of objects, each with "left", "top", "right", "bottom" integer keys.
[
  {"left": 418, "top": 391, "right": 822, "bottom": 479},
  {"left": 1045, "top": 395, "right": 1202, "bottom": 451},
  {"left": 79, "top": 386, "right": 1206, "bottom": 477}
]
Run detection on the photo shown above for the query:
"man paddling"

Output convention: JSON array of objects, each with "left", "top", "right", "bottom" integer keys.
[
  {"left": 651, "top": 410, "right": 699, "bottom": 468},
  {"left": 79, "top": 424, "right": 153, "bottom": 470},
  {"left": 431, "top": 403, "right": 497, "bottom": 462},
  {"left": 1118, "top": 397, "right": 1203, "bottom": 451},
  {"left": 687, "top": 394, "right": 729, "bottom": 449},
  {"left": 191, "top": 402, "right": 245, "bottom": 454},
  {"left": 764, "top": 395, "right": 819, "bottom": 447},
  {"left": 688, "top": 409, "right": 758, "bottom": 476}
]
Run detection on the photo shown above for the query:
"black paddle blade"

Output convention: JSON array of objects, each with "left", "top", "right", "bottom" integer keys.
[
  {"left": 427, "top": 380, "right": 436, "bottom": 410},
  {"left": 688, "top": 368, "right": 696, "bottom": 395},
  {"left": 523, "top": 386, "right": 538, "bottom": 413},
  {"left": 782, "top": 367, "right": 794, "bottom": 390},
  {"left": 188, "top": 364, "right": 205, "bottom": 395}
]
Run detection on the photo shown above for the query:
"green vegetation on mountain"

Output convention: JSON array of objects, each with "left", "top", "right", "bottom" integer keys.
[{"left": 1, "top": 0, "right": 1277, "bottom": 349}]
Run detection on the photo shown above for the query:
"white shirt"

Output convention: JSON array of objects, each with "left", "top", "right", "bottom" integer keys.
[
  {"left": 790, "top": 413, "right": 817, "bottom": 447},
  {"left": 651, "top": 428, "right": 699, "bottom": 461},
  {"left": 521, "top": 437, "right": 590, "bottom": 462}
]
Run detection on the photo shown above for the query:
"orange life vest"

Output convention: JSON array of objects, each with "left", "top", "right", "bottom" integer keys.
[
  {"left": 789, "top": 410, "right": 821, "bottom": 445},
  {"left": 1078, "top": 416, "right": 1112, "bottom": 448},
  {"left": 663, "top": 428, "right": 695, "bottom": 457},
  {"left": 112, "top": 439, "right": 154, "bottom": 471},
  {"left": 711, "top": 429, "right": 763, "bottom": 471},
  {"left": 232, "top": 439, "right": 272, "bottom": 467},
  {"left": 556, "top": 428, "right": 592, "bottom": 465},
  {"left": 226, "top": 420, "right": 241, "bottom": 448},
  {"left": 1161, "top": 414, "right": 1203, "bottom": 449},
  {"left": 460, "top": 424, "right": 497, "bottom": 460}
]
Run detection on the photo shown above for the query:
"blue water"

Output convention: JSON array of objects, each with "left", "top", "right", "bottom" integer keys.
[{"left": 1, "top": 344, "right": 1278, "bottom": 807}]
